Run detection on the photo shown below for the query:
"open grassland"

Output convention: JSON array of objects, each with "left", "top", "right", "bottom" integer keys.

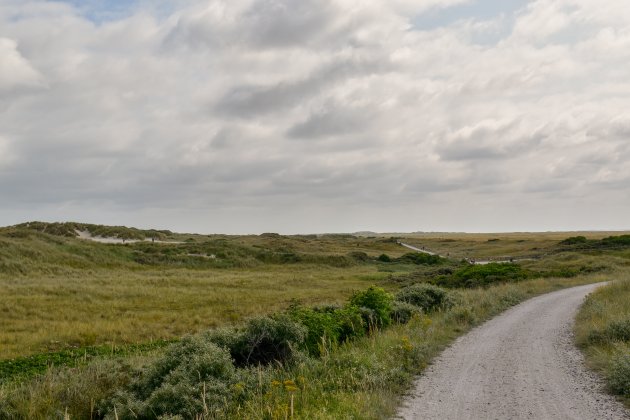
[
  {"left": 0, "top": 274, "right": 611, "bottom": 419},
  {"left": 0, "top": 266, "right": 391, "bottom": 359},
  {"left": 2, "top": 223, "right": 630, "bottom": 418},
  {"left": 575, "top": 275, "right": 630, "bottom": 407},
  {"left": 0, "top": 226, "right": 408, "bottom": 359},
  {"left": 400, "top": 231, "right": 630, "bottom": 260}
]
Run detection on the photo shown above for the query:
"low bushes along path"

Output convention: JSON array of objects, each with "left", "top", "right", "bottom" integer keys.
[{"left": 397, "top": 283, "right": 629, "bottom": 419}]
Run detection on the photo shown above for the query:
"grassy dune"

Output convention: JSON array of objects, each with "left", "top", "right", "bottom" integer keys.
[
  {"left": 401, "top": 231, "right": 630, "bottom": 260},
  {"left": 0, "top": 226, "right": 407, "bottom": 359},
  {"left": 1, "top": 223, "right": 630, "bottom": 418}
]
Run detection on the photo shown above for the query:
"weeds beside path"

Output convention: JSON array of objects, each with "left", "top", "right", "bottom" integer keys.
[
  {"left": 398, "top": 282, "right": 628, "bottom": 419},
  {"left": 576, "top": 275, "right": 630, "bottom": 408}
]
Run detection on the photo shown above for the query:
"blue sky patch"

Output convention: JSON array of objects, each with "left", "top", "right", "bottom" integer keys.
[
  {"left": 48, "top": 0, "right": 139, "bottom": 22},
  {"left": 413, "top": 0, "right": 531, "bottom": 31}
]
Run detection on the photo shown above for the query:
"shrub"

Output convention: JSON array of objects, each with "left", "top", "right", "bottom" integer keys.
[
  {"left": 395, "top": 283, "right": 453, "bottom": 312},
  {"left": 588, "top": 319, "right": 630, "bottom": 344},
  {"left": 288, "top": 306, "right": 341, "bottom": 356},
  {"left": 348, "top": 251, "right": 369, "bottom": 262},
  {"left": 396, "top": 253, "right": 443, "bottom": 265},
  {"left": 606, "top": 319, "right": 630, "bottom": 342},
  {"left": 607, "top": 349, "right": 630, "bottom": 397},
  {"left": 226, "top": 315, "right": 307, "bottom": 366},
  {"left": 377, "top": 254, "right": 391, "bottom": 262},
  {"left": 332, "top": 305, "right": 365, "bottom": 342},
  {"left": 102, "top": 336, "right": 237, "bottom": 419},
  {"left": 391, "top": 301, "right": 421, "bottom": 324},
  {"left": 559, "top": 236, "right": 588, "bottom": 245},
  {"left": 349, "top": 286, "right": 393, "bottom": 328},
  {"left": 601, "top": 235, "right": 630, "bottom": 247},
  {"left": 287, "top": 304, "right": 366, "bottom": 355},
  {"left": 202, "top": 327, "right": 243, "bottom": 352},
  {"left": 441, "top": 263, "right": 530, "bottom": 288}
]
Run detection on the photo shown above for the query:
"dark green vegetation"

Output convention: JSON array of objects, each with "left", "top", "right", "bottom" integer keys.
[
  {"left": 0, "top": 223, "right": 408, "bottom": 359},
  {"left": 0, "top": 341, "right": 173, "bottom": 385},
  {"left": 95, "top": 286, "right": 433, "bottom": 419},
  {"left": 434, "top": 263, "right": 531, "bottom": 288},
  {"left": 561, "top": 235, "right": 630, "bottom": 250},
  {"left": 2, "top": 223, "right": 630, "bottom": 418},
  {"left": 395, "top": 283, "right": 453, "bottom": 312},
  {"left": 576, "top": 278, "right": 630, "bottom": 406}
]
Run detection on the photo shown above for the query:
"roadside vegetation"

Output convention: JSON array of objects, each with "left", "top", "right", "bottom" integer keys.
[
  {"left": 0, "top": 276, "right": 606, "bottom": 419},
  {"left": 575, "top": 276, "right": 630, "bottom": 407},
  {"left": 1, "top": 223, "right": 630, "bottom": 418}
]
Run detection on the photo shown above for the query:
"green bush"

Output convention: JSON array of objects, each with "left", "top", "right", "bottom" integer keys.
[
  {"left": 348, "top": 251, "right": 369, "bottom": 262},
  {"left": 100, "top": 316, "right": 307, "bottom": 418},
  {"left": 559, "top": 236, "right": 588, "bottom": 245},
  {"left": 287, "top": 304, "right": 366, "bottom": 355},
  {"left": 102, "top": 336, "right": 237, "bottom": 419},
  {"left": 588, "top": 319, "right": 630, "bottom": 344},
  {"left": 607, "top": 349, "right": 630, "bottom": 397},
  {"left": 391, "top": 301, "right": 421, "bottom": 324},
  {"left": 439, "top": 263, "right": 530, "bottom": 288},
  {"left": 223, "top": 315, "right": 306, "bottom": 366},
  {"left": 288, "top": 306, "right": 341, "bottom": 356},
  {"left": 332, "top": 305, "right": 365, "bottom": 342},
  {"left": 396, "top": 252, "right": 443, "bottom": 265},
  {"left": 377, "top": 254, "right": 391, "bottom": 262},
  {"left": 606, "top": 319, "right": 630, "bottom": 341},
  {"left": 395, "top": 283, "right": 453, "bottom": 312},
  {"left": 349, "top": 286, "right": 393, "bottom": 328},
  {"left": 601, "top": 235, "right": 630, "bottom": 247}
]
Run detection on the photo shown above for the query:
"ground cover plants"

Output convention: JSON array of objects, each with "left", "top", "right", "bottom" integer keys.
[
  {"left": 575, "top": 275, "right": 630, "bottom": 406},
  {"left": 0, "top": 275, "right": 608, "bottom": 419},
  {"left": 1, "top": 224, "right": 629, "bottom": 418},
  {"left": 0, "top": 224, "right": 409, "bottom": 359}
]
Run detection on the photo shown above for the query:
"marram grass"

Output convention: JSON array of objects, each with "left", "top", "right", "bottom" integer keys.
[
  {"left": 575, "top": 274, "right": 630, "bottom": 407},
  {"left": 0, "top": 274, "right": 606, "bottom": 419}
]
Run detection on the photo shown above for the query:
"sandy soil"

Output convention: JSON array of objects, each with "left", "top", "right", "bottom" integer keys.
[
  {"left": 75, "top": 230, "right": 182, "bottom": 244},
  {"left": 398, "top": 242, "right": 535, "bottom": 264},
  {"left": 397, "top": 283, "right": 630, "bottom": 419}
]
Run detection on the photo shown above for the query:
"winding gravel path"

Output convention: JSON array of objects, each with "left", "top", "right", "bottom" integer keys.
[{"left": 397, "top": 283, "right": 630, "bottom": 419}]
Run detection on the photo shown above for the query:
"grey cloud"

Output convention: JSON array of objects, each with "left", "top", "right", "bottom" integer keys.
[
  {"left": 288, "top": 106, "right": 376, "bottom": 139},
  {"left": 2, "top": 0, "right": 630, "bottom": 233},
  {"left": 164, "top": 0, "right": 388, "bottom": 52},
  {"left": 437, "top": 120, "right": 544, "bottom": 162},
  {"left": 214, "top": 56, "right": 393, "bottom": 118},
  {"left": 243, "top": 0, "right": 339, "bottom": 48}
]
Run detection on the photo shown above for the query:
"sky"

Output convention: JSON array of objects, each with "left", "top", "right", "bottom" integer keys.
[{"left": 0, "top": 0, "right": 629, "bottom": 234}]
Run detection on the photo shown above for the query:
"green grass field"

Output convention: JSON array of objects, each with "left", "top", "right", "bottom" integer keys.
[
  {"left": 0, "top": 224, "right": 412, "bottom": 359},
  {"left": 1, "top": 222, "right": 629, "bottom": 418}
]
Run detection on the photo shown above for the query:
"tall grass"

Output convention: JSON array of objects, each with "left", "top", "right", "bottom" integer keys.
[
  {"left": 0, "top": 275, "right": 604, "bottom": 419},
  {"left": 575, "top": 274, "right": 630, "bottom": 406}
]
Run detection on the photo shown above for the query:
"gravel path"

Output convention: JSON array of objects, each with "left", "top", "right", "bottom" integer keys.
[{"left": 397, "top": 283, "right": 630, "bottom": 419}]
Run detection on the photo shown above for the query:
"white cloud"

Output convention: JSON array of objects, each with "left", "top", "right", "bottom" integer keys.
[
  {"left": 0, "top": 0, "right": 628, "bottom": 233},
  {"left": 0, "top": 37, "right": 43, "bottom": 91}
]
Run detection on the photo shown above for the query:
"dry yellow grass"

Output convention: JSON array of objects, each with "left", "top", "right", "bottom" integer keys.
[
  {"left": 1, "top": 226, "right": 626, "bottom": 360},
  {"left": 0, "top": 265, "right": 392, "bottom": 359}
]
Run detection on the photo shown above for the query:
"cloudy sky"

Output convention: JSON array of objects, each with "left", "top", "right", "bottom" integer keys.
[{"left": 1, "top": 0, "right": 629, "bottom": 234}]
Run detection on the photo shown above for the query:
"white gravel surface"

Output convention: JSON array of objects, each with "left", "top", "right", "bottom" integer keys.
[{"left": 397, "top": 283, "right": 630, "bottom": 420}]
